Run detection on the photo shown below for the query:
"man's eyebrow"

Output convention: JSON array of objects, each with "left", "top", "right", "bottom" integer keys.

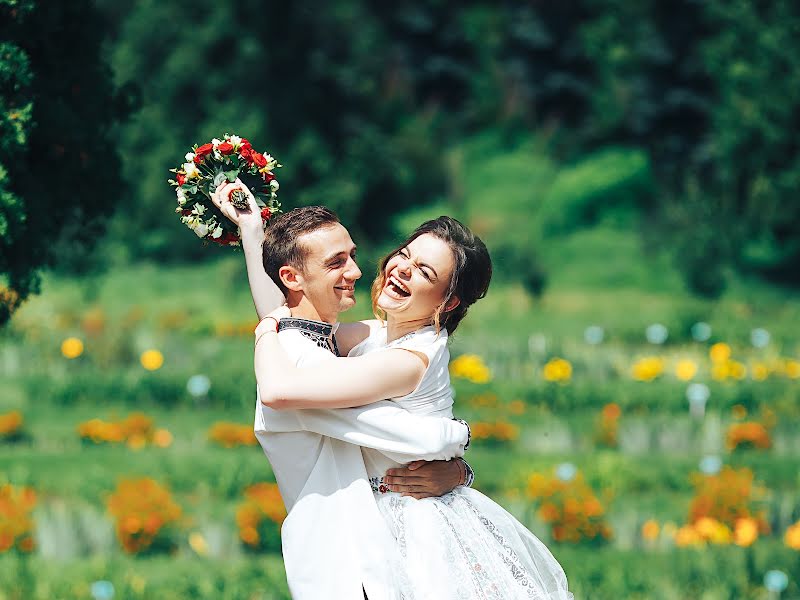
[{"left": 322, "top": 247, "right": 356, "bottom": 264}]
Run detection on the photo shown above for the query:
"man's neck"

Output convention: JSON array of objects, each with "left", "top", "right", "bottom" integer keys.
[{"left": 287, "top": 295, "right": 338, "bottom": 325}]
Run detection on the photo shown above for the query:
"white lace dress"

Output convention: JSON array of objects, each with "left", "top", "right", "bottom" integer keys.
[{"left": 349, "top": 326, "right": 573, "bottom": 600}]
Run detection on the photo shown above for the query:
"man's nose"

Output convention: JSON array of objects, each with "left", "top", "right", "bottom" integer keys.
[{"left": 345, "top": 257, "right": 362, "bottom": 280}]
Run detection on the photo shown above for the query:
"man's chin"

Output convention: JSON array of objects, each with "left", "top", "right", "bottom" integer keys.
[{"left": 338, "top": 297, "right": 357, "bottom": 312}]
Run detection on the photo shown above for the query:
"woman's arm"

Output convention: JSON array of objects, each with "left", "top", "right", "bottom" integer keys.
[
  {"left": 212, "top": 180, "right": 285, "bottom": 319},
  {"left": 334, "top": 320, "right": 379, "bottom": 356},
  {"left": 255, "top": 320, "right": 427, "bottom": 410}
]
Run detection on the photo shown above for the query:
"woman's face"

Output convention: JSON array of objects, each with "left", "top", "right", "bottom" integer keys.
[{"left": 377, "top": 233, "right": 456, "bottom": 323}]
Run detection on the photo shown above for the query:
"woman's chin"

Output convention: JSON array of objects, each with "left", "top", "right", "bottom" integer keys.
[{"left": 377, "top": 292, "right": 404, "bottom": 313}]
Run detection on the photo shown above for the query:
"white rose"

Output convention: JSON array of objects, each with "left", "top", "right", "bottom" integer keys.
[
  {"left": 185, "top": 152, "right": 195, "bottom": 162},
  {"left": 212, "top": 226, "right": 223, "bottom": 239},
  {"left": 194, "top": 223, "right": 209, "bottom": 238},
  {"left": 269, "top": 179, "right": 279, "bottom": 191},
  {"left": 184, "top": 163, "right": 200, "bottom": 178}
]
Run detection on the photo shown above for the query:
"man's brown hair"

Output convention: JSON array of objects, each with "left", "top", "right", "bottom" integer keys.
[{"left": 262, "top": 206, "right": 341, "bottom": 294}]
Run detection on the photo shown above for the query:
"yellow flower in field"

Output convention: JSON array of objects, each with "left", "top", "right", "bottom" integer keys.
[
  {"left": 140, "top": 349, "right": 164, "bottom": 371},
  {"left": 785, "top": 521, "right": 800, "bottom": 550},
  {"left": 750, "top": 362, "right": 769, "bottom": 381},
  {"left": 189, "top": 532, "right": 209, "bottom": 556},
  {"left": 641, "top": 520, "right": 660, "bottom": 541},
  {"left": 734, "top": 518, "right": 758, "bottom": 547},
  {"left": 709, "top": 343, "right": 731, "bottom": 363},
  {"left": 695, "top": 517, "right": 732, "bottom": 544},
  {"left": 527, "top": 473, "right": 547, "bottom": 498},
  {"left": 127, "top": 434, "right": 147, "bottom": 450},
  {"left": 153, "top": 428, "right": 173, "bottom": 448},
  {"left": 674, "top": 525, "right": 703, "bottom": 547},
  {"left": 784, "top": 359, "right": 800, "bottom": 379},
  {"left": 543, "top": 358, "right": 572, "bottom": 382},
  {"left": 731, "top": 404, "right": 748, "bottom": 420},
  {"left": 61, "top": 337, "right": 84, "bottom": 359},
  {"left": 728, "top": 360, "right": 746, "bottom": 380},
  {"left": 631, "top": 357, "right": 664, "bottom": 382},
  {"left": 675, "top": 359, "right": 698, "bottom": 381},
  {"left": 449, "top": 354, "right": 492, "bottom": 384}
]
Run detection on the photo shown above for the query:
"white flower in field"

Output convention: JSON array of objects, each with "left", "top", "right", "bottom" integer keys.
[
  {"left": 229, "top": 135, "right": 242, "bottom": 147},
  {"left": 211, "top": 138, "right": 221, "bottom": 147},
  {"left": 184, "top": 162, "right": 200, "bottom": 178},
  {"left": 269, "top": 179, "right": 279, "bottom": 191},
  {"left": 194, "top": 223, "right": 209, "bottom": 238},
  {"left": 185, "top": 152, "right": 195, "bottom": 162},
  {"left": 212, "top": 225, "right": 223, "bottom": 239}
]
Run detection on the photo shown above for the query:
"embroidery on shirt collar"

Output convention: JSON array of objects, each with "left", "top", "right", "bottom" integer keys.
[{"left": 278, "top": 317, "right": 340, "bottom": 356}]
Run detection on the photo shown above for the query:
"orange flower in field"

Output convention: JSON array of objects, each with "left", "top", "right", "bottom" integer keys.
[
  {"left": 108, "top": 478, "right": 181, "bottom": 554},
  {"left": 734, "top": 518, "right": 758, "bottom": 547},
  {"left": 208, "top": 422, "right": 258, "bottom": 448},
  {"left": 641, "top": 520, "right": 660, "bottom": 541},
  {"left": 0, "top": 484, "right": 37, "bottom": 553},
  {"left": 236, "top": 483, "right": 286, "bottom": 552},
  {"left": 785, "top": 521, "right": 800, "bottom": 550},
  {"left": 527, "top": 469, "right": 610, "bottom": 544},
  {"left": 601, "top": 403, "right": 621, "bottom": 420},
  {"left": 725, "top": 422, "right": 771, "bottom": 451}
]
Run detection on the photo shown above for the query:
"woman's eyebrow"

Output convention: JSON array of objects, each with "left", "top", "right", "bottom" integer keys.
[{"left": 418, "top": 261, "right": 438, "bottom": 278}]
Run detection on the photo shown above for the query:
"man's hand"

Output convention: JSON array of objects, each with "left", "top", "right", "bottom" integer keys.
[
  {"left": 210, "top": 179, "right": 263, "bottom": 239},
  {"left": 384, "top": 459, "right": 464, "bottom": 500}
]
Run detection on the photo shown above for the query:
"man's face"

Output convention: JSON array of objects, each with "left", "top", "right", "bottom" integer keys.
[{"left": 295, "top": 223, "right": 362, "bottom": 320}]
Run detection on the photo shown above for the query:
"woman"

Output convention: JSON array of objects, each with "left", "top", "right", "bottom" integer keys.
[{"left": 255, "top": 216, "right": 572, "bottom": 599}]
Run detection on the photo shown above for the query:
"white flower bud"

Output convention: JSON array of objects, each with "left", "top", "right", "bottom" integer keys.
[
  {"left": 185, "top": 152, "right": 195, "bottom": 162},
  {"left": 269, "top": 179, "right": 280, "bottom": 191},
  {"left": 184, "top": 163, "right": 200, "bottom": 178},
  {"left": 211, "top": 138, "right": 221, "bottom": 147}
]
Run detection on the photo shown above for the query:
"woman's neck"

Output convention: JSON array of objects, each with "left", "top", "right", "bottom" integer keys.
[{"left": 386, "top": 315, "right": 432, "bottom": 343}]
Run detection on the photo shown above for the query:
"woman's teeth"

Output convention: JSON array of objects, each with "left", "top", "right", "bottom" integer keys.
[{"left": 386, "top": 276, "right": 411, "bottom": 298}]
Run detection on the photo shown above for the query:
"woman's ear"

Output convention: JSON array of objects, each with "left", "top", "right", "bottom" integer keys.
[
  {"left": 279, "top": 265, "right": 304, "bottom": 292},
  {"left": 444, "top": 295, "right": 460, "bottom": 313}
]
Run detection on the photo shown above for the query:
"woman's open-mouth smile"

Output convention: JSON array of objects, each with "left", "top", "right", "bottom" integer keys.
[{"left": 383, "top": 275, "right": 411, "bottom": 300}]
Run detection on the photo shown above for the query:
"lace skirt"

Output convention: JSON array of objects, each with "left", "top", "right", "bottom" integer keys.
[{"left": 374, "top": 487, "right": 573, "bottom": 600}]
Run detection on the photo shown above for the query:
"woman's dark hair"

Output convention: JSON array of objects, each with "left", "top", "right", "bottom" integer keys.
[
  {"left": 371, "top": 216, "right": 492, "bottom": 334},
  {"left": 262, "top": 206, "right": 340, "bottom": 294}
]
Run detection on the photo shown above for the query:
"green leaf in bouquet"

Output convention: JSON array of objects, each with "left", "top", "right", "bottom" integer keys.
[
  {"left": 224, "top": 169, "right": 239, "bottom": 183},
  {"left": 212, "top": 170, "right": 227, "bottom": 190}
]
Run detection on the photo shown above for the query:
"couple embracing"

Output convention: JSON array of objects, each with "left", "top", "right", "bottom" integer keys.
[{"left": 213, "top": 181, "right": 572, "bottom": 599}]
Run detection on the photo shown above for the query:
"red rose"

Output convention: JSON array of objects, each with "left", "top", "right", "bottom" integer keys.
[
  {"left": 177, "top": 173, "right": 186, "bottom": 185},
  {"left": 251, "top": 152, "right": 268, "bottom": 168},
  {"left": 194, "top": 143, "right": 214, "bottom": 163},
  {"left": 240, "top": 139, "right": 252, "bottom": 151},
  {"left": 262, "top": 171, "right": 275, "bottom": 183},
  {"left": 260, "top": 207, "right": 271, "bottom": 220},
  {"left": 218, "top": 142, "right": 234, "bottom": 155},
  {"left": 181, "top": 209, "right": 192, "bottom": 216},
  {"left": 240, "top": 147, "right": 253, "bottom": 163}
]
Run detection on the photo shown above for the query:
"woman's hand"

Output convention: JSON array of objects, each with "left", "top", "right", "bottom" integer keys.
[{"left": 210, "top": 179, "right": 263, "bottom": 238}]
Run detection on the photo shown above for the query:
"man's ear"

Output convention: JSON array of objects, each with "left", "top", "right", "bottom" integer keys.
[
  {"left": 444, "top": 295, "right": 460, "bottom": 313},
  {"left": 279, "top": 265, "right": 304, "bottom": 292}
]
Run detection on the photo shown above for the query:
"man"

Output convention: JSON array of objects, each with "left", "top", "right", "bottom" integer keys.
[{"left": 212, "top": 184, "right": 473, "bottom": 599}]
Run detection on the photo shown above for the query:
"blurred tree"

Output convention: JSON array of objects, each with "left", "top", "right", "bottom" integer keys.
[{"left": 0, "top": 0, "right": 131, "bottom": 324}]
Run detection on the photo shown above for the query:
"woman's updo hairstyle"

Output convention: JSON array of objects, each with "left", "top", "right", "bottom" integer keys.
[{"left": 371, "top": 216, "right": 492, "bottom": 335}]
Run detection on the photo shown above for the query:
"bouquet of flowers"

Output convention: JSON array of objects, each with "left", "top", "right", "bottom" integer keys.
[{"left": 168, "top": 134, "right": 281, "bottom": 246}]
